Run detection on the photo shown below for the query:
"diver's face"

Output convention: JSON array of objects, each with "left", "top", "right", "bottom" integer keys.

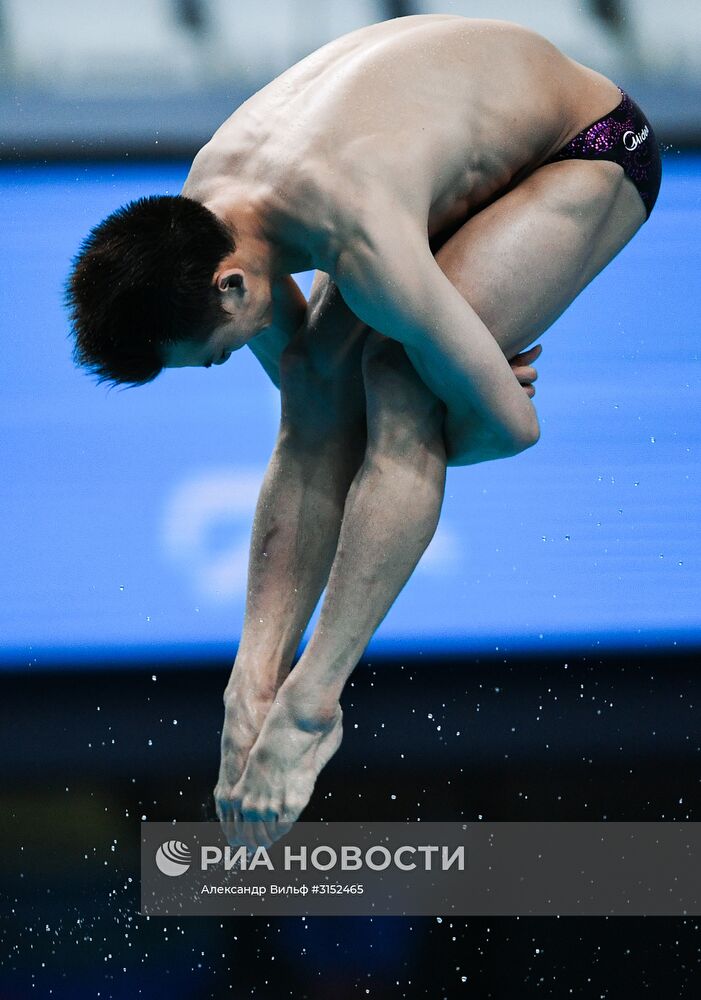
[
  {"left": 163, "top": 266, "right": 273, "bottom": 370},
  {"left": 162, "top": 321, "right": 243, "bottom": 370}
]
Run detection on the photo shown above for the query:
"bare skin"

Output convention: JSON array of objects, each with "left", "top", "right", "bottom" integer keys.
[
  {"left": 178, "top": 13, "right": 641, "bottom": 459},
  {"left": 215, "top": 281, "right": 542, "bottom": 849},
  {"left": 161, "top": 16, "right": 649, "bottom": 846}
]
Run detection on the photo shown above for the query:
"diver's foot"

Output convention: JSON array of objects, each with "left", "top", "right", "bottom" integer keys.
[
  {"left": 218, "top": 690, "right": 343, "bottom": 849},
  {"left": 214, "top": 675, "right": 278, "bottom": 814}
]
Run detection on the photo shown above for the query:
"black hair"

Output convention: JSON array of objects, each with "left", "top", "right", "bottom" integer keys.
[{"left": 65, "top": 194, "right": 235, "bottom": 387}]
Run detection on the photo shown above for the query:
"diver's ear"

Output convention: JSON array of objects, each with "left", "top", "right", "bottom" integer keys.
[
  {"left": 215, "top": 268, "right": 246, "bottom": 316},
  {"left": 215, "top": 268, "right": 245, "bottom": 294}
]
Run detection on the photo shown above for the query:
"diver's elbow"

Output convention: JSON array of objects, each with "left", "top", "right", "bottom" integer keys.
[{"left": 509, "top": 414, "right": 541, "bottom": 454}]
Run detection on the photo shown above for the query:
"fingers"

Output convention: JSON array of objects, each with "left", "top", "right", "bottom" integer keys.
[
  {"left": 512, "top": 364, "right": 538, "bottom": 392},
  {"left": 513, "top": 364, "right": 538, "bottom": 382},
  {"left": 509, "top": 344, "right": 541, "bottom": 398},
  {"left": 510, "top": 343, "right": 542, "bottom": 365}
]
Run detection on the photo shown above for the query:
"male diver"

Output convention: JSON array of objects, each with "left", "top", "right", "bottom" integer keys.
[{"left": 67, "top": 15, "right": 661, "bottom": 847}]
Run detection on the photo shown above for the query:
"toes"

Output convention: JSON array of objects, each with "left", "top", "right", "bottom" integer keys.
[
  {"left": 214, "top": 783, "right": 245, "bottom": 832},
  {"left": 239, "top": 799, "right": 287, "bottom": 843},
  {"left": 227, "top": 796, "right": 303, "bottom": 847},
  {"left": 240, "top": 797, "right": 276, "bottom": 822},
  {"left": 223, "top": 816, "right": 293, "bottom": 851},
  {"left": 214, "top": 784, "right": 235, "bottom": 820},
  {"left": 227, "top": 817, "right": 279, "bottom": 850},
  {"left": 241, "top": 820, "right": 272, "bottom": 849},
  {"left": 265, "top": 817, "right": 294, "bottom": 843}
]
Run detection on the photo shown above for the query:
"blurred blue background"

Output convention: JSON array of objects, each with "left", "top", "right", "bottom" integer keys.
[
  {"left": 2, "top": 1, "right": 700, "bottom": 668},
  {"left": 1, "top": 155, "right": 699, "bottom": 666}
]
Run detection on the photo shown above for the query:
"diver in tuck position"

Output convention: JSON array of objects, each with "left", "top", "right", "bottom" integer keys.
[{"left": 67, "top": 15, "right": 662, "bottom": 847}]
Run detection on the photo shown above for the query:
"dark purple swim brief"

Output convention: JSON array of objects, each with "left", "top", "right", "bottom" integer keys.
[{"left": 544, "top": 88, "right": 662, "bottom": 220}]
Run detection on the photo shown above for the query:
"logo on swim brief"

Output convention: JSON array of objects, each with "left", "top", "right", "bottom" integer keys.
[
  {"left": 155, "top": 840, "right": 192, "bottom": 877},
  {"left": 623, "top": 125, "right": 649, "bottom": 151}
]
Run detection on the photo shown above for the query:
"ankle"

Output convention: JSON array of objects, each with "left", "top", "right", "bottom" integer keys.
[
  {"left": 224, "top": 661, "right": 287, "bottom": 706},
  {"left": 279, "top": 682, "right": 341, "bottom": 731}
]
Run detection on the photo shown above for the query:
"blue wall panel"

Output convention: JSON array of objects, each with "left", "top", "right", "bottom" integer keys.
[{"left": 0, "top": 158, "right": 699, "bottom": 665}]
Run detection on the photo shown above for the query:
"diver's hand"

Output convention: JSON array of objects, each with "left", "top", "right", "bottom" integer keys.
[{"left": 509, "top": 344, "right": 541, "bottom": 398}]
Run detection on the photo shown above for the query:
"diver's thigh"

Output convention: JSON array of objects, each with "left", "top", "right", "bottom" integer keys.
[{"left": 433, "top": 159, "right": 647, "bottom": 359}]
